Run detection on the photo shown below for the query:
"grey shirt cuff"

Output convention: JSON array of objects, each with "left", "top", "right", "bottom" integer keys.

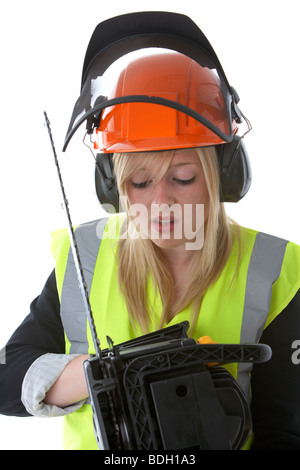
[{"left": 21, "top": 353, "right": 86, "bottom": 417}]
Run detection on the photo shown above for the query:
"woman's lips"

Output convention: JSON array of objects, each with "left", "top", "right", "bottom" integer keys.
[{"left": 151, "top": 218, "right": 176, "bottom": 234}]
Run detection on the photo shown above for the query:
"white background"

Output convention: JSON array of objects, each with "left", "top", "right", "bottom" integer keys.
[{"left": 0, "top": 0, "right": 299, "bottom": 450}]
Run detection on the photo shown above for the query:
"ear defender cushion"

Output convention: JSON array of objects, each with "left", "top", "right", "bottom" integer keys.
[{"left": 217, "top": 136, "right": 252, "bottom": 203}]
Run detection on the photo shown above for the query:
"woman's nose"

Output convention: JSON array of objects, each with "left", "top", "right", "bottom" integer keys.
[{"left": 151, "top": 179, "right": 175, "bottom": 206}]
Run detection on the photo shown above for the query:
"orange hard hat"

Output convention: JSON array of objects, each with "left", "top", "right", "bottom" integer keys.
[{"left": 93, "top": 51, "right": 238, "bottom": 153}]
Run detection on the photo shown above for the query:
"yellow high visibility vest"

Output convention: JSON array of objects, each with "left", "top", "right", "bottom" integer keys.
[{"left": 51, "top": 214, "right": 300, "bottom": 450}]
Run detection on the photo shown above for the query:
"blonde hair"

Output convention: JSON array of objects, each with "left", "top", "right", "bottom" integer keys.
[{"left": 113, "top": 147, "right": 236, "bottom": 333}]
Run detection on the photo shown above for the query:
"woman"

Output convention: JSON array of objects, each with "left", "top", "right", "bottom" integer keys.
[{"left": 0, "top": 12, "right": 299, "bottom": 450}]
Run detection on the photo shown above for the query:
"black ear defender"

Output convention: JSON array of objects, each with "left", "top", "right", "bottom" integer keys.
[
  {"left": 95, "top": 153, "right": 120, "bottom": 212},
  {"left": 95, "top": 139, "right": 252, "bottom": 212},
  {"left": 217, "top": 136, "right": 252, "bottom": 203}
]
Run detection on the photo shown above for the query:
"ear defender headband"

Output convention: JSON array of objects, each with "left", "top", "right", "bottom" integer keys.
[{"left": 64, "top": 12, "right": 252, "bottom": 211}]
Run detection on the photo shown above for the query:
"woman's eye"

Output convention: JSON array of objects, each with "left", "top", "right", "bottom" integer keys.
[
  {"left": 173, "top": 177, "right": 196, "bottom": 185},
  {"left": 130, "top": 176, "right": 196, "bottom": 188},
  {"left": 130, "top": 180, "right": 152, "bottom": 189}
]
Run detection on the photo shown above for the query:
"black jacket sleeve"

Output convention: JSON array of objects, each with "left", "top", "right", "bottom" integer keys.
[
  {"left": 251, "top": 290, "right": 300, "bottom": 449},
  {"left": 0, "top": 270, "right": 64, "bottom": 416}
]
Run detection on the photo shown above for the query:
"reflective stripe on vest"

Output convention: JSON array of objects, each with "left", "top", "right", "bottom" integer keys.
[
  {"left": 60, "top": 218, "right": 108, "bottom": 354},
  {"left": 237, "top": 232, "right": 288, "bottom": 399}
]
